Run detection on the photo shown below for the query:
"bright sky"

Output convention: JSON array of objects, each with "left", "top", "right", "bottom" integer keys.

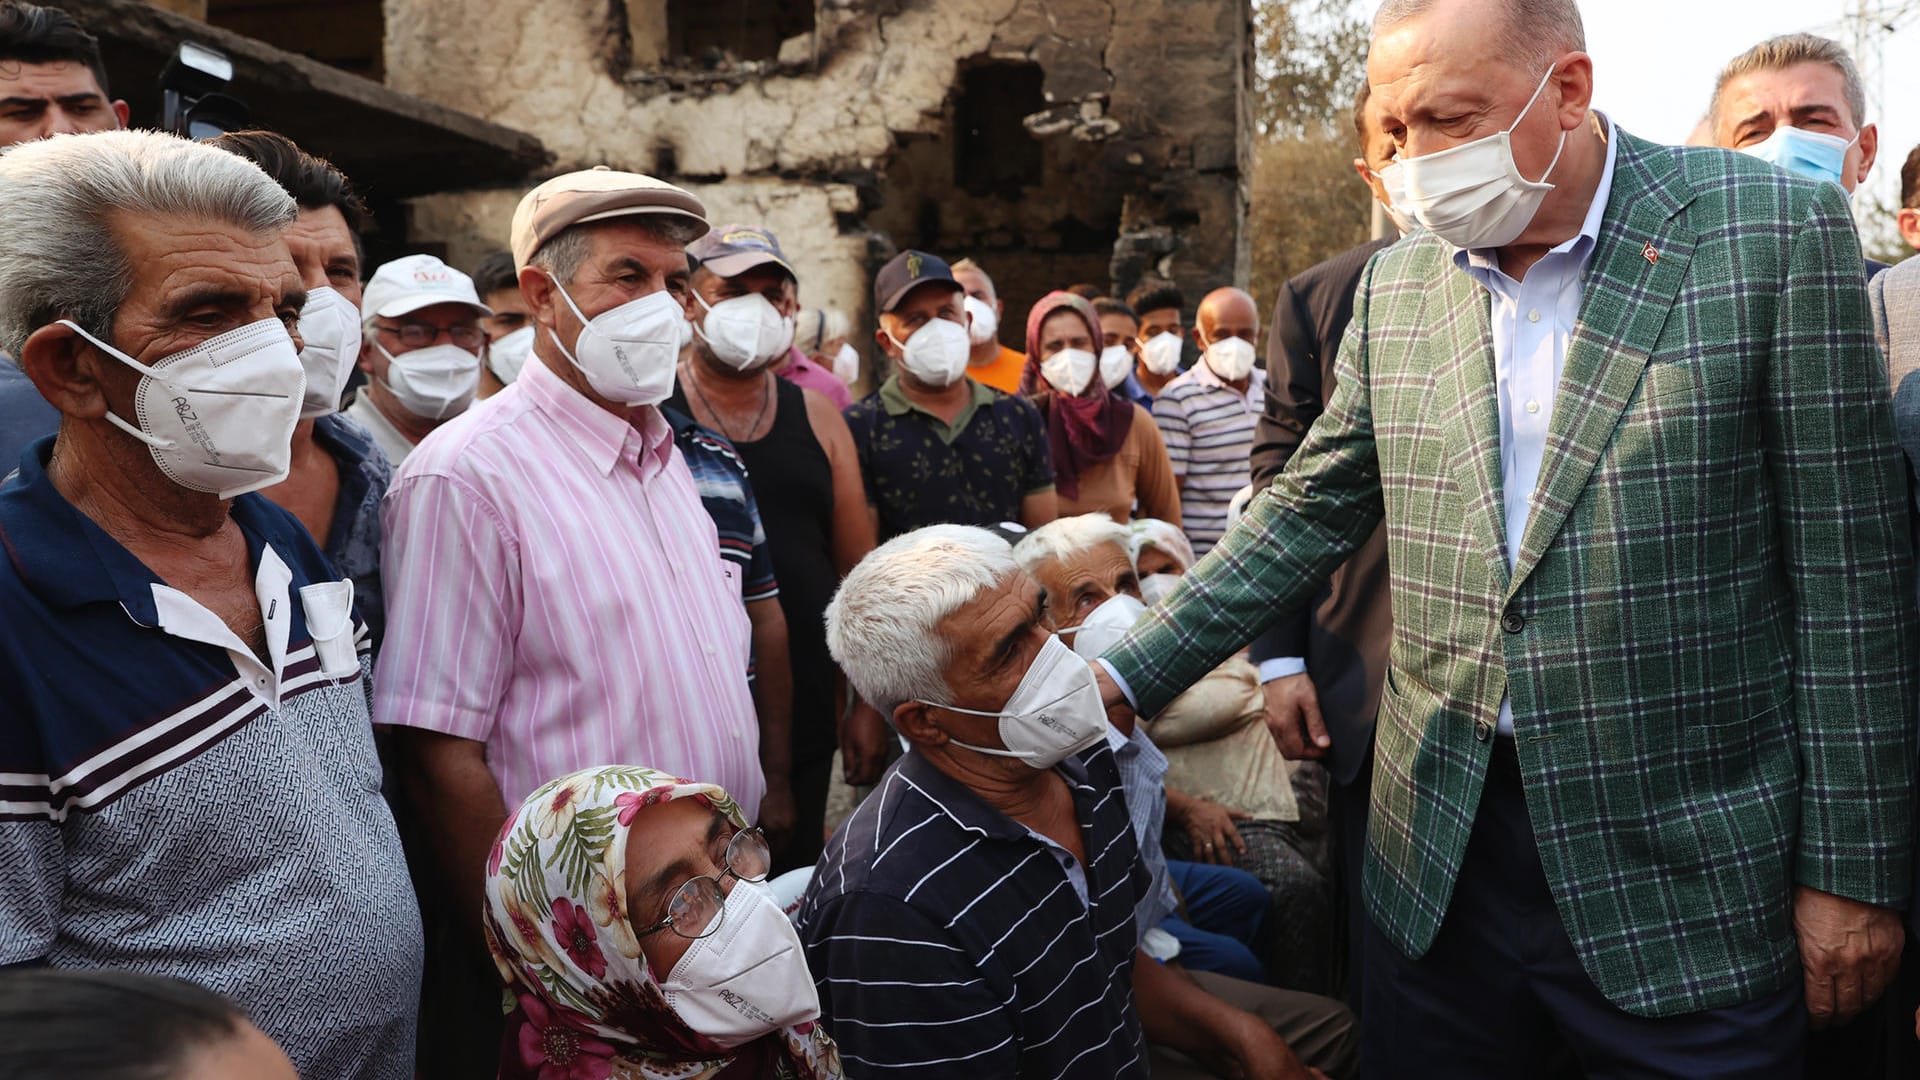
[{"left": 1582, "top": 0, "right": 1920, "bottom": 247}]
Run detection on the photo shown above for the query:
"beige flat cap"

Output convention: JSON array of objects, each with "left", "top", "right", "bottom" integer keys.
[{"left": 510, "top": 166, "right": 709, "bottom": 270}]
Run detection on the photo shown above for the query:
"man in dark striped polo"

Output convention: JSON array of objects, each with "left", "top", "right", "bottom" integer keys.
[{"left": 799, "top": 525, "right": 1344, "bottom": 1079}]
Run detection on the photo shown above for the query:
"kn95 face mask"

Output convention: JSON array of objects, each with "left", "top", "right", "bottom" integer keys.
[{"left": 63, "top": 317, "right": 305, "bottom": 499}]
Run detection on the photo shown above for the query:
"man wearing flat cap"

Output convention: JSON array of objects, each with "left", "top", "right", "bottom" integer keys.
[{"left": 377, "top": 168, "right": 767, "bottom": 946}]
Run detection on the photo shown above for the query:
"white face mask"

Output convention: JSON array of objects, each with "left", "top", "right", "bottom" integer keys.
[
  {"left": 1138, "top": 572, "right": 1182, "bottom": 606},
  {"left": 1378, "top": 65, "right": 1567, "bottom": 250},
  {"left": 1040, "top": 347, "right": 1097, "bottom": 396},
  {"left": 63, "top": 317, "right": 303, "bottom": 499},
  {"left": 488, "top": 325, "right": 535, "bottom": 385},
  {"left": 1099, "top": 344, "right": 1134, "bottom": 390},
  {"left": 963, "top": 295, "right": 998, "bottom": 346},
  {"left": 546, "top": 278, "right": 684, "bottom": 406},
  {"left": 887, "top": 317, "right": 972, "bottom": 389},
  {"left": 918, "top": 635, "right": 1110, "bottom": 769},
  {"left": 1363, "top": 170, "right": 1422, "bottom": 236},
  {"left": 295, "top": 286, "right": 361, "bottom": 419},
  {"left": 1201, "top": 335, "right": 1257, "bottom": 383},
  {"left": 694, "top": 290, "right": 796, "bottom": 372},
  {"left": 831, "top": 341, "right": 860, "bottom": 384},
  {"left": 1139, "top": 331, "right": 1183, "bottom": 376},
  {"left": 659, "top": 880, "right": 820, "bottom": 1048},
  {"left": 1062, "top": 593, "right": 1149, "bottom": 661},
  {"left": 376, "top": 340, "right": 479, "bottom": 421},
  {"left": 1382, "top": 201, "right": 1420, "bottom": 237}
]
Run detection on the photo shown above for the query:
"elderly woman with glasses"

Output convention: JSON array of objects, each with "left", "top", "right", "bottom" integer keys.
[{"left": 484, "top": 765, "right": 842, "bottom": 1080}]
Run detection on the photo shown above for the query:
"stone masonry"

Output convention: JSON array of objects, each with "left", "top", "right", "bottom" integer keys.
[{"left": 386, "top": 0, "right": 1250, "bottom": 348}]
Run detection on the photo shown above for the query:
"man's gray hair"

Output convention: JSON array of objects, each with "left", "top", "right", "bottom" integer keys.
[
  {"left": 1710, "top": 34, "right": 1867, "bottom": 131},
  {"left": 1012, "top": 513, "right": 1133, "bottom": 577},
  {"left": 826, "top": 525, "right": 1019, "bottom": 712},
  {"left": 529, "top": 215, "right": 709, "bottom": 286},
  {"left": 0, "top": 130, "right": 296, "bottom": 358},
  {"left": 1374, "top": 0, "right": 1586, "bottom": 70}
]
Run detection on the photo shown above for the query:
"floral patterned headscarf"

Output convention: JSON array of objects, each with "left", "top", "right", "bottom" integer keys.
[{"left": 484, "top": 765, "right": 842, "bottom": 1080}]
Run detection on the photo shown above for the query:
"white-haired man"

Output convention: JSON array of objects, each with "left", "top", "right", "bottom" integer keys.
[
  {"left": 798, "top": 525, "right": 1354, "bottom": 1080},
  {"left": 1096, "top": 0, "right": 1915, "bottom": 1073},
  {"left": 0, "top": 130, "right": 420, "bottom": 1078},
  {"left": 1707, "top": 33, "right": 1887, "bottom": 277},
  {"left": 378, "top": 171, "right": 766, "bottom": 957}
]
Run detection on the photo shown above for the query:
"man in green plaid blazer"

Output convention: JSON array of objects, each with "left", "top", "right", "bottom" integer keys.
[{"left": 1096, "top": 0, "right": 1916, "bottom": 1071}]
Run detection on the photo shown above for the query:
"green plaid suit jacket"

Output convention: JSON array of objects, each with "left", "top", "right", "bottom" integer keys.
[{"left": 1105, "top": 129, "right": 1918, "bottom": 1017}]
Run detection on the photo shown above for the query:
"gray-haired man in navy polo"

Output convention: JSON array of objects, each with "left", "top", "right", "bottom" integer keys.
[{"left": 0, "top": 130, "right": 420, "bottom": 1079}]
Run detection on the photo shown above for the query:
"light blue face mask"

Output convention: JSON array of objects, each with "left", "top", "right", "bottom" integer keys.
[{"left": 1741, "top": 125, "right": 1858, "bottom": 189}]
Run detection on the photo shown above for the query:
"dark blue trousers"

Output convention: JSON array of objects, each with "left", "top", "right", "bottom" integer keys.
[
  {"left": 1362, "top": 737, "right": 1805, "bottom": 1079},
  {"left": 1163, "top": 859, "right": 1273, "bottom": 985}
]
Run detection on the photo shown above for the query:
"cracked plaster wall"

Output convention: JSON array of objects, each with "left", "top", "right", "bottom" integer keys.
[{"left": 387, "top": 0, "right": 1248, "bottom": 335}]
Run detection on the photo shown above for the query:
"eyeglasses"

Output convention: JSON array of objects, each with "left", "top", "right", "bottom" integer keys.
[
  {"left": 634, "top": 826, "right": 772, "bottom": 941},
  {"left": 375, "top": 322, "right": 486, "bottom": 351}
]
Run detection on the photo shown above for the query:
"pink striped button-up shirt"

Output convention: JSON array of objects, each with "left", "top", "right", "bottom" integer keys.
[{"left": 375, "top": 356, "right": 763, "bottom": 818}]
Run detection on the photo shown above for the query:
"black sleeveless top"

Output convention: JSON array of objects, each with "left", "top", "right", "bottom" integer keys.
[{"left": 730, "top": 377, "right": 839, "bottom": 757}]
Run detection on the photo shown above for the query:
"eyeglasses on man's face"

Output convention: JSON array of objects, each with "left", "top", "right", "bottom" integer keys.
[{"left": 375, "top": 321, "right": 486, "bottom": 351}]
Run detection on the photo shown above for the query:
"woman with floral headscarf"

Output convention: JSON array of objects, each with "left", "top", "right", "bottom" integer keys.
[
  {"left": 485, "top": 765, "right": 842, "bottom": 1080},
  {"left": 1019, "top": 291, "right": 1181, "bottom": 525}
]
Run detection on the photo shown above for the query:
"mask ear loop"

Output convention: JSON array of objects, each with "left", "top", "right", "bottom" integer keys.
[
  {"left": 58, "top": 319, "right": 178, "bottom": 451},
  {"left": 1511, "top": 64, "right": 1569, "bottom": 186}
]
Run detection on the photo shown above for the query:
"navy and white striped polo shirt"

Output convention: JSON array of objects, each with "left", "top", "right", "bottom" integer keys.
[
  {"left": 797, "top": 746, "right": 1149, "bottom": 1077},
  {"left": 0, "top": 438, "right": 422, "bottom": 1080},
  {"left": 1152, "top": 362, "right": 1267, "bottom": 557}
]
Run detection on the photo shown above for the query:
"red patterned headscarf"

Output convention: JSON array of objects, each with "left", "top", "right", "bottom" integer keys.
[
  {"left": 1020, "top": 291, "right": 1133, "bottom": 500},
  {"left": 484, "top": 765, "right": 842, "bottom": 1080}
]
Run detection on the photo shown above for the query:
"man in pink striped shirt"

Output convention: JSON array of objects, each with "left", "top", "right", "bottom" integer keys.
[{"left": 376, "top": 169, "right": 764, "bottom": 934}]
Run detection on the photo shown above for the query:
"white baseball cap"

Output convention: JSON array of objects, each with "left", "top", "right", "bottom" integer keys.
[{"left": 360, "top": 253, "right": 492, "bottom": 320}]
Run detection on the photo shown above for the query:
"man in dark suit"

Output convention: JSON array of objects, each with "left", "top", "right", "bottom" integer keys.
[{"left": 1247, "top": 81, "right": 1398, "bottom": 1010}]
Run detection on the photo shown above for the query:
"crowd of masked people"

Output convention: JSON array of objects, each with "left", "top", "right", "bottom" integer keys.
[{"left": 7, "top": 0, "right": 1920, "bottom": 1076}]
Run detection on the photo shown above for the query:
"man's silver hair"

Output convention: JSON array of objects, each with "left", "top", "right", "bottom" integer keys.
[
  {"left": 1709, "top": 34, "right": 1868, "bottom": 132},
  {"left": 529, "top": 216, "right": 709, "bottom": 286},
  {"left": 0, "top": 130, "right": 296, "bottom": 358},
  {"left": 1374, "top": 0, "right": 1586, "bottom": 70},
  {"left": 826, "top": 524, "right": 1019, "bottom": 712},
  {"left": 1012, "top": 512, "right": 1133, "bottom": 577}
]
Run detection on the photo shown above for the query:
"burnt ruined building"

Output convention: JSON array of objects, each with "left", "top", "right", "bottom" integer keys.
[{"left": 77, "top": 0, "right": 1252, "bottom": 343}]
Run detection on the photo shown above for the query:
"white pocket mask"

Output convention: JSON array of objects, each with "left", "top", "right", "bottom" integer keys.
[{"left": 299, "top": 579, "right": 359, "bottom": 678}]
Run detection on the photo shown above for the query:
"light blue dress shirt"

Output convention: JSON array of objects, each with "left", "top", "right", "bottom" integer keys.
[{"left": 1454, "top": 124, "right": 1618, "bottom": 735}]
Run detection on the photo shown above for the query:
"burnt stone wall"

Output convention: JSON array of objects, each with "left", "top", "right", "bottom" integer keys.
[{"left": 385, "top": 0, "right": 1249, "bottom": 348}]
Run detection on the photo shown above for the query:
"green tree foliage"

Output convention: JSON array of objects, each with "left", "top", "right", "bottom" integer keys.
[
  {"left": 1254, "top": 0, "right": 1372, "bottom": 139},
  {"left": 1249, "top": 0, "right": 1376, "bottom": 308}
]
